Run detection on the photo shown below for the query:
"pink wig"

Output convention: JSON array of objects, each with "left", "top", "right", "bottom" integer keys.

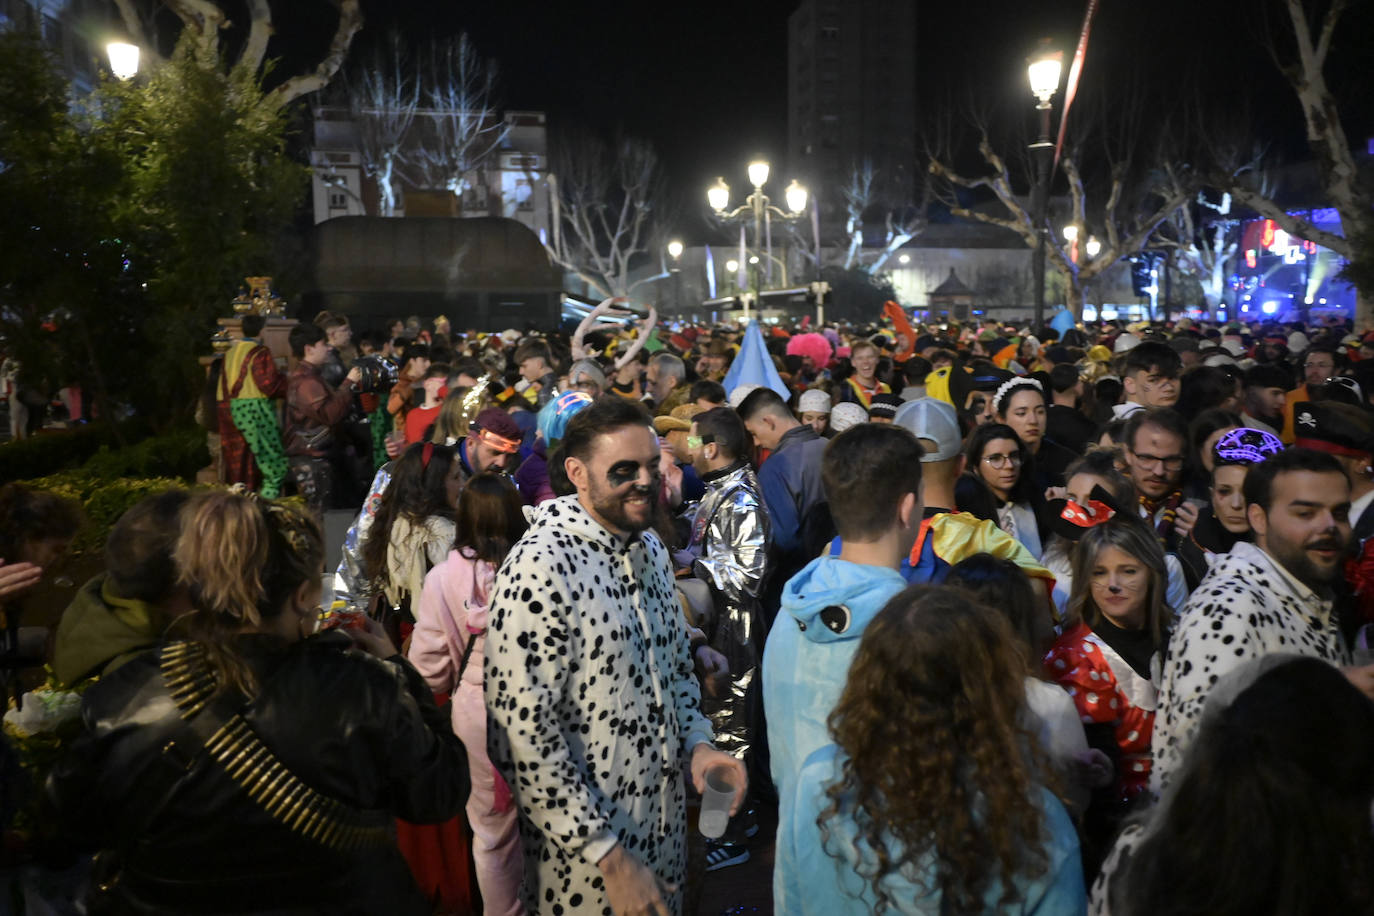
[{"left": 786, "top": 332, "right": 834, "bottom": 369}]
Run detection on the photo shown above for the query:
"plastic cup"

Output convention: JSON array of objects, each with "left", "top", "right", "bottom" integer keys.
[{"left": 698, "top": 763, "right": 738, "bottom": 839}]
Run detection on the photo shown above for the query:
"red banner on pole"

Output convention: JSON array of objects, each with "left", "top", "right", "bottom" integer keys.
[{"left": 1054, "top": 0, "right": 1100, "bottom": 172}]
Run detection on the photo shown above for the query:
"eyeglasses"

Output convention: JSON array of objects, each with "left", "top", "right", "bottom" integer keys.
[
  {"left": 1130, "top": 450, "right": 1185, "bottom": 472},
  {"left": 982, "top": 453, "right": 1022, "bottom": 468}
]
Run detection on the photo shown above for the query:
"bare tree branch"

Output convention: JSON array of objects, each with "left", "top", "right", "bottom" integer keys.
[
  {"left": 411, "top": 35, "right": 512, "bottom": 199},
  {"left": 1227, "top": 185, "right": 1349, "bottom": 254},
  {"left": 162, "top": 0, "right": 225, "bottom": 56},
  {"left": 242, "top": 0, "right": 274, "bottom": 75},
  {"left": 544, "top": 134, "right": 670, "bottom": 300},
  {"left": 264, "top": 0, "right": 363, "bottom": 110},
  {"left": 112, "top": 0, "right": 166, "bottom": 65},
  {"left": 346, "top": 30, "right": 420, "bottom": 217}
]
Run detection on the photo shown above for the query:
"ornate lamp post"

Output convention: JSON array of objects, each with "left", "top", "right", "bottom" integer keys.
[
  {"left": 666, "top": 240, "right": 684, "bottom": 314},
  {"left": 1027, "top": 42, "right": 1063, "bottom": 331},
  {"left": 707, "top": 160, "right": 808, "bottom": 321}
]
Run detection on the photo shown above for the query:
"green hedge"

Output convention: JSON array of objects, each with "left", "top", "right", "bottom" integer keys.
[
  {"left": 79, "top": 427, "right": 208, "bottom": 482},
  {"left": 0, "top": 423, "right": 136, "bottom": 484},
  {"left": 21, "top": 472, "right": 188, "bottom": 556},
  {"left": 0, "top": 423, "right": 207, "bottom": 485},
  {"left": 6, "top": 426, "right": 209, "bottom": 556}
]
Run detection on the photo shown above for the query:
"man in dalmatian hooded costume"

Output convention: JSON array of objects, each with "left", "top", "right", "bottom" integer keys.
[
  {"left": 1151, "top": 442, "right": 1371, "bottom": 794},
  {"left": 486, "top": 396, "right": 745, "bottom": 916}
]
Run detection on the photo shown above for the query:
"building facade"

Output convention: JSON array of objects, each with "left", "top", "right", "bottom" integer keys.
[
  {"left": 309, "top": 106, "right": 553, "bottom": 243},
  {"left": 3, "top": 0, "right": 115, "bottom": 93},
  {"left": 787, "top": 0, "right": 917, "bottom": 232}
]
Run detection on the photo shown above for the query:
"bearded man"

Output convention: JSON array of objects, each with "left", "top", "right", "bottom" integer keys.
[
  {"left": 485, "top": 396, "right": 745, "bottom": 916},
  {"left": 1153, "top": 447, "right": 1374, "bottom": 793}
]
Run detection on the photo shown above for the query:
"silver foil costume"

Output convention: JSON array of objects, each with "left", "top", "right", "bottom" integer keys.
[
  {"left": 686, "top": 461, "right": 771, "bottom": 762},
  {"left": 332, "top": 463, "right": 392, "bottom": 611}
]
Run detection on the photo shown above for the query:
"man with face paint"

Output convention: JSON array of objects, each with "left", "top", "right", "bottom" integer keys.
[
  {"left": 485, "top": 397, "right": 745, "bottom": 916},
  {"left": 1153, "top": 447, "right": 1374, "bottom": 794}
]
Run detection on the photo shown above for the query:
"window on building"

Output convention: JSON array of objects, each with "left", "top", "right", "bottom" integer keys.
[
  {"left": 820, "top": 25, "right": 839, "bottom": 40},
  {"left": 328, "top": 190, "right": 348, "bottom": 210}
]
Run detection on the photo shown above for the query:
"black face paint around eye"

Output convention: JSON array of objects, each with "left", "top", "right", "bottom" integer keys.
[{"left": 607, "top": 463, "right": 640, "bottom": 488}]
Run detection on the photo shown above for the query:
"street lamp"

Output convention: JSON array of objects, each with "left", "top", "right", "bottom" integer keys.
[
  {"left": 666, "top": 240, "right": 684, "bottom": 313},
  {"left": 106, "top": 41, "right": 140, "bottom": 80},
  {"left": 1027, "top": 41, "right": 1063, "bottom": 331},
  {"left": 708, "top": 158, "right": 809, "bottom": 321},
  {"left": 1085, "top": 236, "right": 1101, "bottom": 259}
]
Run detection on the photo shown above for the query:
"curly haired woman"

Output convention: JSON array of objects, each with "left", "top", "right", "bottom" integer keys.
[{"left": 778, "top": 585, "right": 1085, "bottom": 915}]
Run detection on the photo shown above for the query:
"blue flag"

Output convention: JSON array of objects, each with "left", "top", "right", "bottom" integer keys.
[
  {"left": 724, "top": 321, "right": 790, "bottom": 401},
  {"left": 1049, "top": 307, "right": 1076, "bottom": 336}
]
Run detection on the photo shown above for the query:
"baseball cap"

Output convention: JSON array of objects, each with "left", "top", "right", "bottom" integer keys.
[
  {"left": 893, "top": 397, "right": 962, "bottom": 462},
  {"left": 539, "top": 390, "right": 594, "bottom": 444}
]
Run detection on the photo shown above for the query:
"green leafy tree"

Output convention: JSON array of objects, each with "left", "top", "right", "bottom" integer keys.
[
  {"left": 0, "top": 28, "right": 308, "bottom": 428},
  {"left": 0, "top": 28, "right": 129, "bottom": 429},
  {"left": 98, "top": 41, "right": 308, "bottom": 416}
]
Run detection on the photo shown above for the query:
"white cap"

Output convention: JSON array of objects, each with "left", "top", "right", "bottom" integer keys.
[
  {"left": 727, "top": 383, "right": 762, "bottom": 410},
  {"left": 1113, "top": 332, "right": 1141, "bottom": 354},
  {"left": 1221, "top": 339, "right": 1246, "bottom": 357},
  {"left": 829, "top": 402, "right": 868, "bottom": 433},
  {"left": 892, "top": 397, "right": 963, "bottom": 462},
  {"left": 798, "top": 389, "right": 832, "bottom": 414},
  {"left": 1287, "top": 331, "right": 1310, "bottom": 353}
]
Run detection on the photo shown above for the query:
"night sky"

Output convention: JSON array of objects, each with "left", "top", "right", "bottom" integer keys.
[{"left": 271, "top": 0, "right": 1372, "bottom": 213}]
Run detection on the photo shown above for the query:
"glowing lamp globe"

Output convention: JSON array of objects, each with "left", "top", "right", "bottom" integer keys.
[
  {"left": 747, "top": 160, "right": 771, "bottom": 189},
  {"left": 107, "top": 41, "right": 140, "bottom": 80},
  {"left": 667, "top": 240, "right": 684, "bottom": 259},
  {"left": 1027, "top": 48, "right": 1062, "bottom": 106},
  {"left": 707, "top": 178, "right": 730, "bottom": 212},
  {"left": 784, "top": 180, "right": 808, "bottom": 215}
]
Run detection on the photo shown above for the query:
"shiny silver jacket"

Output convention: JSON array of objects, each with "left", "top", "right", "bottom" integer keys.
[
  {"left": 687, "top": 461, "right": 770, "bottom": 762},
  {"left": 332, "top": 463, "right": 392, "bottom": 611}
]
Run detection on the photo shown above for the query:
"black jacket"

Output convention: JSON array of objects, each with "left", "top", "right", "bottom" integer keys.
[{"left": 48, "top": 631, "right": 469, "bottom": 915}]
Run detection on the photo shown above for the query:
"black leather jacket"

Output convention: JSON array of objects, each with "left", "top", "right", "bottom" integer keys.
[{"left": 47, "top": 631, "right": 469, "bottom": 915}]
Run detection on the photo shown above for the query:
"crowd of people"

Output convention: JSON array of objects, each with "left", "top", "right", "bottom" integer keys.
[{"left": 5, "top": 303, "right": 1374, "bottom": 915}]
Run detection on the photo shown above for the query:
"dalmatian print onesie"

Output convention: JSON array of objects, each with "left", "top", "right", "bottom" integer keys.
[
  {"left": 485, "top": 496, "right": 715, "bottom": 915},
  {"left": 1151, "top": 541, "right": 1351, "bottom": 793}
]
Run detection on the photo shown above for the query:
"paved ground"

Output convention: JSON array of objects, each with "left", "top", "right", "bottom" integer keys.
[{"left": 689, "top": 804, "right": 775, "bottom": 916}]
